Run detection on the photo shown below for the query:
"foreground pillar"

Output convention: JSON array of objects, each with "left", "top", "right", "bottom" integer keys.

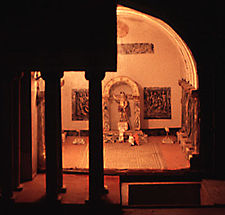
[
  {"left": 0, "top": 75, "right": 14, "bottom": 204},
  {"left": 85, "top": 71, "right": 106, "bottom": 203},
  {"left": 41, "top": 70, "right": 64, "bottom": 201},
  {"left": 12, "top": 73, "right": 23, "bottom": 191}
]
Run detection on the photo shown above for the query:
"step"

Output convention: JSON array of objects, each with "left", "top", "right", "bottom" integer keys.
[{"left": 121, "top": 181, "right": 201, "bottom": 206}]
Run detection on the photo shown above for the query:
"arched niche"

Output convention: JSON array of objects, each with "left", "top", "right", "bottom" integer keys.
[{"left": 103, "top": 76, "right": 140, "bottom": 131}]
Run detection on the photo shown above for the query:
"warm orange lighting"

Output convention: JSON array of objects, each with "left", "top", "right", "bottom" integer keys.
[{"left": 117, "top": 5, "right": 198, "bottom": 89}]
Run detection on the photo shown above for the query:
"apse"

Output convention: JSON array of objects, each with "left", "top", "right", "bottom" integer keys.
[{"left": 31, "top": 5, "right": 199, "bottom": 173}]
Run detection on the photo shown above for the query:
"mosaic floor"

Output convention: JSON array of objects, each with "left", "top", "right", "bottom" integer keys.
[{"left": 62, "top": 136, "right": 189, "bottom": 171}]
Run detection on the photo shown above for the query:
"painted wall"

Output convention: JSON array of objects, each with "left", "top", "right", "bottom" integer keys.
[
  {"left": 61, "top": 6, "right": 193, "bottom": 130},
  {"left": 61, "top": 72, "right": 89, "bottom": 130}
]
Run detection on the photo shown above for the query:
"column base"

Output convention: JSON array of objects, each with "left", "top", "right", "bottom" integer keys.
[
  {"left": 14, "top": 184, "right": 23, "bottom": 192},
  {"left": 58, "top": 185, "right": 67, "bottom": 193},
  {"left": 45, "top": 193, "right": 62, "bottom": 204},
  {"left": 85, "top": 185, "right": 109, "bottom": 205},
  {"left": 103, "top": 185, "right": 109, "bottom": 194}
]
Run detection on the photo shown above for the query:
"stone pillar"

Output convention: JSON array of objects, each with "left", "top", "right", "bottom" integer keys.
[
  {"left": 0, "top": 70, "right": 19, "bottom": 204},
  {"left": 12, "top": 73, "right": 23, "bottom": 191},
  {"left": 85, "top": 71, "right": 106, "bottom": 203},
  {"left": 192, "top": 90, "right": 200, "bottom": 154},
  {"left": 41, "top": 70, "right": 64, "bottom": 201}
]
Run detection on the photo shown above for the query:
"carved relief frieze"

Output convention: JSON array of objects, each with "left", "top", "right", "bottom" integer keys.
[{"left": 118, "top": 43, "right": 154, "bottom": 55}]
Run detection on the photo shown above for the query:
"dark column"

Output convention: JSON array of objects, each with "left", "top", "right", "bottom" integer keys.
[
  {"left": 12, "top": 73, "right": 23, "bottom": 191},
  {"left": 41, "top": 70, "right": 64, "bottom": 201},
  {"left": 85, "top": 71, "right": 106, "bottom": 203},
  {"left": 0, "top": 72, "right": 15, "bottom": 204}
]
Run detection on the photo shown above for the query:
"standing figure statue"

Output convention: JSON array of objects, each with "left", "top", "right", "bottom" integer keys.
[{"left": 113, "top": 91, "right": 130, "bottom": 122}]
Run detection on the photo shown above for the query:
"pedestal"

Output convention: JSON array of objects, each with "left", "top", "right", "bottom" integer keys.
[
  {"left": 118, "top": 121, "right": 128, "bottom": 131},
  {"left": 162, "top": 136, "right": 174, "bottom": 144}
]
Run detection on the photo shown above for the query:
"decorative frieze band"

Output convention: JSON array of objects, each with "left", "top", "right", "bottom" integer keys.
[{"left": 118, "top": 43, "right": 154, "bottom": 55}]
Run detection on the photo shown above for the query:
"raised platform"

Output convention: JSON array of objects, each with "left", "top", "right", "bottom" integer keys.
[
  {"left": 122, "top": 181, "right": 201, "bottom": 206},
  {"left": 62, "top": 136, "right": 190, "bottom": 172}
]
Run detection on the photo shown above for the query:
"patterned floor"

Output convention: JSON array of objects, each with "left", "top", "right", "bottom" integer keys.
[
  {"left": 104, "top": 141, "right": 165, "bottom": 170},
  {"left": 62, "top": 136, "right": 176, "bottom": 170}
]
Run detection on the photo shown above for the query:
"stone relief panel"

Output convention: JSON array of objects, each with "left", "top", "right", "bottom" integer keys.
[
  {"left": 178, "top": 80, "right": 200, "bottom": 157},
  {"left": 118, "top": 43, "right": 154, "bottom": 55},
  {"left": 72, "top": 89, "right": 89, "bottom": 121},
  {"left": 144, "top": 87, "right": 171, "bottom": 119}
]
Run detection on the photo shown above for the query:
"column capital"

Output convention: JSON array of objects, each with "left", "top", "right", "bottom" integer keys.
[
  {"left": 41, "top": 70, "right": 64, "bottom": 81},
  {"left": 1, "top": 66, "right": 24, "bottom": 82},
  {"left": 85, "top": 71, "right": 105, "bottom": 81}
]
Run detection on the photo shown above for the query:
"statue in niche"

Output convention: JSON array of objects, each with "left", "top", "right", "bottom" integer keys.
[{"left": 113, "top": 91, "right": 131, "bottom": 123}]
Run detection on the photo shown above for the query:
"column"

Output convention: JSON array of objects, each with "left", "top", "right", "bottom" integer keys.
[
  {"left": 41, "top": 70, "right": 64, "bottom": 201},
  {"left": 12, "top": 73, "right": 23, "bottom": 191},
  {"left": 0, "top": 72, "right": 15, "bottom": 204},
  {"left": 85, "top": 71, "right": 106, "bottom": 203}
]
